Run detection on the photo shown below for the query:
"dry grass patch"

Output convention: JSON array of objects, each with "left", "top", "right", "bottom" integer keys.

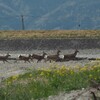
[{"left": 0, "top": 30, "right": 100, "bottom": 39}]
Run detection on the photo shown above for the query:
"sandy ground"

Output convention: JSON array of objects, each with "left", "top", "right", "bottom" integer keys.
[
  {"left": 0, "top": 59, "right": 90, "bottom": 82},
  {"left": 43, "top": 88, "right": 100, "bottom": 100}
]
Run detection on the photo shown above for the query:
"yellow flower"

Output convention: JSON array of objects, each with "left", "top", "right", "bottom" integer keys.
[
  {"left": 53, "top": 74, "right": 56, "bottom": 78},
  {"left": 70, "top": 70, "right": 74, "bottom": 75},
  {"left": 75, "top": 65, "right": 80, "bottom": 69},
  {"left": 40, "top": 72, "right": 44, "bottom": 76},
  {"left": 94, "top": 77, "right": 97, "bottom": 80},
  {"left": 93, "top": 65, "right": 97, "bottom": 68},
  {"left": 97, "top": 70, "right": 100, "bottom": 72},
  {"left": 12, "top": 75, "right": 19, "bottom": 80},
  {"left": 80, "top": 67, "right": 86, "bottom": 71},
  {"left": 89, "top": 74, "right": 92, "bottom": 78},
  {"left": 7, "top": 81, "right": 11, "bottom": 85},
  {"left": 66, "top": 68, "right": 70, "bottom": 71},
  {"left": 61, "top": 65, "right": 66, "bottom": 69},
  {"left": 56, "top": 70, "right": 60, "bottom": 74},
  {"left": 37, "top": 68, "right": 41, "bottom": 71},
  {"left": 47, "top": 72, "right": 50, "bottom": 76},
  {"left": 96, "top": 58, "right": 100, "bottom": 60},
  {"left": 29, "top": 74, "right": 32, "bottom": 77}
]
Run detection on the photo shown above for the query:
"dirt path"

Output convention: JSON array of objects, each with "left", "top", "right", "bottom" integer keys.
[{"left": 44, "top": 88, "right": 100, "bottom": 100}]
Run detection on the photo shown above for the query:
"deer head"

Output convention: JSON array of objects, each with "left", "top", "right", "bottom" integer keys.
[{"left": 6, "top": 53, "right": 11, "bottom": 57}]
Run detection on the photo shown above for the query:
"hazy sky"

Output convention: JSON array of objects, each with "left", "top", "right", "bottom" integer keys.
[{"left": 0, "top": 0, "right": 100, "bottom": 30}]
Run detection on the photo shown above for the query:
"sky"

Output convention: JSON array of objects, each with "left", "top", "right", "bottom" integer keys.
[{"left": 0, "top": 0, "right": 100, "bottom": 30}]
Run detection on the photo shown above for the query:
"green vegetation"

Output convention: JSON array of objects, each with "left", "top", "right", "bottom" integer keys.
[
  {"left": 0, "top": 30, "right": 100, "bottom": 39},
  {"left": 0, "top": 63, "right": 100, "bottom": 100}
]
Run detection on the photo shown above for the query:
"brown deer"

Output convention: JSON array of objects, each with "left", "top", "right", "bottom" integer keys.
[
  {"left": 64, "top": 50, "right": 79, "bottom": 60},
  {"left": 0, "top": 53, "right": 11, "bottom": 63},
  {"left": 18, "top": 54, "right": 31, "bottom": 63},
  {"left": 31, "top": 52, "right": 47, "bottom": 63},
  {"left": 46, "top": 50, "right": 64, "bottom": 62}
]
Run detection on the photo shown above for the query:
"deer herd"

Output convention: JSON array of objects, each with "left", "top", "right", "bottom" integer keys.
[{"left": 0, "top": 50, "right": 79, "bottom": 63}]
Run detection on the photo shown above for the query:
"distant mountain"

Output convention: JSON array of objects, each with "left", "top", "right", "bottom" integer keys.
[{"left": 0, "top": 0, "right": 100, "bottom": 30}]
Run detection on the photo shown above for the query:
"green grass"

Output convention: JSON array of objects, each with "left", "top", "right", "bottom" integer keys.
[
  {"left": 0, "top": 30, "right": 100, "bottom": 39},
  {"left": 0, "top": 64, "right": 100, "bottom": 100}
]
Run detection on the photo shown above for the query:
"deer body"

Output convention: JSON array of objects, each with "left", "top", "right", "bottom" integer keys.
[
  {"left": 19, "top": 54, "right": 31, "bottom": 63},
  {"left": 47, "top": 50, "right": 64, "bottom": 62},
  {"left": 0, "top": 54, "right": 11, "bottom": 63},
  {"left": 31, "top": 52, "right": 47, "bottom": 63},
  {"left": 64, "top": 50, "right": 79, "bottom": 60}
]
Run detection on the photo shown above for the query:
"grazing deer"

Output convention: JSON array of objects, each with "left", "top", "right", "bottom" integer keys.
[
  {"left": 64, "top": 50, "right": 79, "bottom": 60},
  {"left": 31, "top": 52, "right": 47, "bottom": 63},
  {"left": 46, "top": 50, "right": 64, "bottom": 62},
  {"left": 0, "top": 53, "right": 11, "bottom": 63},
  {"left": 18, "top": 54, "right": 31, "bottom": 63}
]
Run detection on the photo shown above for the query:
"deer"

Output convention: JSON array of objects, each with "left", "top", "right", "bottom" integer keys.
[
  {"left": 18, "top": 54, "right": 32, "bottom": 63},
  {"left": 0, "top": 53, "right": 11, "bottom": 63},
  {"left": 31, "top": 52, "right": 48, "bottom": 63},
  {"left": 64, "top": 50, "right": 79, "bottom": 61},
  {"left": 46, "top": 50, "right": 64, "bottom": 62}
]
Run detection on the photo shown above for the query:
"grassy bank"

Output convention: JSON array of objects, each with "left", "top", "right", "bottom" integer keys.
[
  {"left": 0, "top": 63, "right": 100, "bottom": 100},
  {"left": 0, "top": 30, "right": 100, "bottom": 39}
]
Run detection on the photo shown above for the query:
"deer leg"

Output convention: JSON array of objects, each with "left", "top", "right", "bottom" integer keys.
[
  {"left": 30, "top": 58, "right": 34, "bottom": 63},
  {"left": 31, "top": 58, "right": 34, "bottom": 62},
  {"left": 6, "top": 60, "right": 8, "bottom": 63},
  {"left": 28, "top": 60, "right": 31, "bottom": 63},
  {"left": 14, "top": 59, "right": 18, "bottom": 63},
  {"left": 55, "top": 59, "right": 59, "bottom": 62},
  {"left": 3, "top": 60, "right": 5, "bottom": 63},
  {"left": 24, "top": 60, "right": 27, "bottom": 63},
  {"left": 44, "top": 58, "right": 48, "bottom": 62},
  {"left": 49, "top": 60, "right": 52, "bottom": 63},
  {"left": 3, "top": 60, "right": 9, "bottom": 63},
  {"left": 37, "top": 60, "right": 39, "bottom": 63},
  {"left": 59, "top": 58, "right": 62, "bottom": 62},
  {"left": 37, "top": 59, "right": 41, "bottom": 63},
  {"left": 90, "top": 91, "right": 97, "bottom": 100},
  {"left": 6, "top": 60, "right": 10, "bottom": 63},
  {"left": 43, "top": 58, "right": 46, "bottom": 63}
]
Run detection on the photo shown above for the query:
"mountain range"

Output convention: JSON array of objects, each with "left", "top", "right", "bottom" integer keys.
[{"left": 0, "top": 0, "right": 100, "bottom": 30}]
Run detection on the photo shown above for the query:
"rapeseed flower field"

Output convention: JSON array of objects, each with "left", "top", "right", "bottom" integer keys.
[{"left": 0, "top": 63, "right": 100, "bottom": 100}]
